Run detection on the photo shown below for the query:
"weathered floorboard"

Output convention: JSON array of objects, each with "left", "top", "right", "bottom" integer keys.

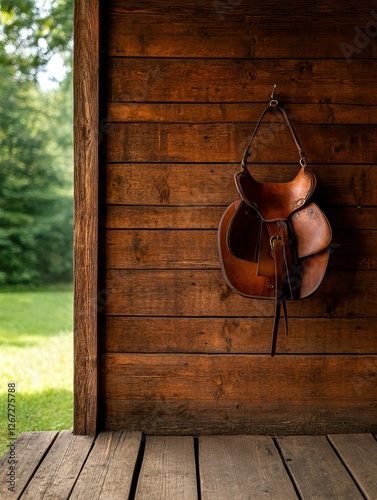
[
  {"left": 2, "top": 431, "right": 377, "bottom": 499},
  {"left": 328, "top": 433, "right": 377, "bottom": 499},
  {"left": 70, "top": 431, "right": 142, "bottom": 499},
  {"left": 135, "top": 436, "right": 197, "bottom": 500},
  {"left": 0, "top": 431, "right": 58, "bottom": 500},
  {"left": 276, "top": 435, "right": 364, "bottom": 499},
  {"left": 199, "top": 436, "right": 297, "bottom": 499},
  {"left": 21, "top": 431, "right": 94, "bottom": 499}
]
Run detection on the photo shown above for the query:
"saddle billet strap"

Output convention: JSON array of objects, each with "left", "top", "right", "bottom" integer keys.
[
  {"left": 241, "top": 104, "right": 306, "bottom": 168},
  {"left": 267, "top": 221, "right": 293, "bottom": 356}
]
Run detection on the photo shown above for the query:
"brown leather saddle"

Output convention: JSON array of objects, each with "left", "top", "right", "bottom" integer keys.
[{"left": 218, "top": 95, "right": 332, "bottom": 356}]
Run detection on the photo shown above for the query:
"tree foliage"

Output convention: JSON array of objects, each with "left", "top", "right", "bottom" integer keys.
[
  {"left": 0, "top": 0, "right": 73, "bottom": 78},
  {"left": 0, "top": 0, "right": 73, "bottom": 285}
]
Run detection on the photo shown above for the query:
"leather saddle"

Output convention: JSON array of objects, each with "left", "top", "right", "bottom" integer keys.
[{"left": 218, "top": 98, "right": 332, "bottom": 356}]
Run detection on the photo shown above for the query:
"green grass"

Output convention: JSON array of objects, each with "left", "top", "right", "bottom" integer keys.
[{"left": 0, "top": 285, "right": 73, "bottom": 456}]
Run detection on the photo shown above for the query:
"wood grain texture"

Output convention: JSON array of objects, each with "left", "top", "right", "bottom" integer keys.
[
  {"left": 108, "top": 58, "right": 377, "bottom": 104},
  {"left": 21, "top": 431, "right": 94, "bottom": 499},
  {"left": 103, "top": 397, "right": 377, "bottom": 435},
  {"left": 328, "top": 434, "right": 377, "bottom": 498},
  {"left": 102, "top": 269, "right": 377, "bottom": 317},
  {"left": 199, "top": 436, "right": 297, "bottom": 499},
  {"left": 100, "top": 317, "right": 377, "bottom": 354},
  {"left": 104, "top": 163, "right": 377, "bottom": 207},
  {"left": 103, "top": 228, "right": 377, "bottom": 270},
  {"left": 108, "top": 15, "right": 374, "bottom": 59},
  {"left": 107, "top": 102, "right": 377, "bottom": 124},
  {"left": 110, "top": 0, "right": 377, "bottom": 20},
  {"left": 101, "top": 354, "right": 377, "bottom": 434},
  {"left": 101, "top": 353, "right": 377, "bottom": 401},
  {"left": 103, "top": 206, "right": 377, "bottom": 230},
  {"left": 135, "top": 437, "right": 197, "bottom": 500},
  {"left": 277, "top": 436, "right": 364, "bottom": 499},
  {"left": 95, "top": 0, "right": 377, "bottom": 435},
  {"left": 70, "top": 431, "right": 142, "bottom": 499},
  {"left": 105, "top": 122, "right": 377, "bottom": 163},
  {"left": 74, "top": 0, "right": 100, "bottom": 435},
  {"left": 0, "top": 431, "right": 58, "bottom": 500}
]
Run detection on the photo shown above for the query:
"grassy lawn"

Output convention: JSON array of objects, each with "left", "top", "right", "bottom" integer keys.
[{"left": 0, "top": 284, "right": 73, "bottom": 456}]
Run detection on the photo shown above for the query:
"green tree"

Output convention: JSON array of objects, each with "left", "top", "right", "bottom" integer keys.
[
  {"left": 0, "top": 0, "right": 73, "bottom": 285},
  {"left": 0, "top": 0, "right": 73, "bottom": 78}
]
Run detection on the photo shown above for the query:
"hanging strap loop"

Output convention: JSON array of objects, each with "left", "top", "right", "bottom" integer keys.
[{"left": 241, "top": 104, "right": 306, "bottom": 169}]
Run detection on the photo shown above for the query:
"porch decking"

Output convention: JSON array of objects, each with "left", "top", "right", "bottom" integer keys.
[{"left": 1, "top": 431, "right": 377, "bottom": 499}]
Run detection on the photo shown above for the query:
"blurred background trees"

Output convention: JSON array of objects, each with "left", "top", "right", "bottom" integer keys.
[{"left": 0, "top": 0, "right": 73, "bottom": 285}]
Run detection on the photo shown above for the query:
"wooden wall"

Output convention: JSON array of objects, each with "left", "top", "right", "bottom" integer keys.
[{"left": 97, "top": 0, "right": 377, "bottom": 434}]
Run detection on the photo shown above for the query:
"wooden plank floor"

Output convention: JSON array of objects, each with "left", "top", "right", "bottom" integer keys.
[{"left": 1, "top": 432, "right": 377, "bottom": 499}]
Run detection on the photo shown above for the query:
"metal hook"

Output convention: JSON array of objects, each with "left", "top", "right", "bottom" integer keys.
[
  {"left": 271, "top": 84, "right": 277, "bottom": 100},
  {"left": 270, "top": 84, "right": 278, "bottom": 107}
]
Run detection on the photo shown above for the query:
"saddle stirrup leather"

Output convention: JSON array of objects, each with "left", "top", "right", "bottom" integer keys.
[{"left": 218, "top": 86, "right": 332, "bottom": 356}]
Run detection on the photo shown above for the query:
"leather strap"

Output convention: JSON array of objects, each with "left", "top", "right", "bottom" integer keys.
[
  {"left": 270, "top": 236, "right": 283, "bottom": 357},
  {"left": 242, "top": 104, "right": 306, "bottom": 168},
  {"left": 268, "top": 222, "right": 290, "bottom": 356}
]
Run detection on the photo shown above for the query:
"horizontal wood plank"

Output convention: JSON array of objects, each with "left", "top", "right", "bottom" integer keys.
[
  {"left": 103, "top": 206, "right": 377, "bottom": 230},
  {"left": 0, "top": 431, "right": 58, "bottom": 500},
  {"left": 103, "top": 228, "right": 377, "bottom": 270},
  {"left": 102, "top": 269, "right": 377, "bottom": 317},
  {"left": 135, "top": 437, "right": 197, "bottom": 500},
  {"left": 104, "top": 164, "right": 377, "bottom": 206},
  {"left": 108, "top": 58, "right": 377, "bottom": 104},
  {"left": 103, "top": 398, "right": 377, "bottom": 435},
  {"left": 108, "top": 15, "right": 374, "bottom": 59},
  {"left": 21, "top": 431, "right": 94, "bottom": 499},
  {"left": 101, "top": 353, "right": 377, "bottom": 400},
  {"left": 105, "top": 123, "right": 377, "bottom": 163},
  {"left": 70, "top": 431, "right": 142, "bottom": 499},
  {"left": 100, "top": 317, "right": 377, "bottom": 354},
  {"left": 199, "top": 436, "right": 297, "bottom": 499},
  {"left": 328, "top": 433, "right": 377, "bottom": 498},
  {"left": 277, "top": 436, "right": 364, "bottom": 499},
  {"left": 107, "top": 102, "right": 377, "bottom": 124},
  {"left": 111, "top": 0, "right": 377, "bottom": 21},
  {"left": 101, "top": 354, "right": 377, "bottom": 434}
]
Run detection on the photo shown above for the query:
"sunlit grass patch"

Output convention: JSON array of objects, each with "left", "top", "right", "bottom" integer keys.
[{"left": 0, "top": 286, "right": 73, "bottom": 456}]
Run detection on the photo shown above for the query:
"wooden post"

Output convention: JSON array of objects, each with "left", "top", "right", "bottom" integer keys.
[{"left": 73, "top": 0, "right": 100, "bottom": 435}]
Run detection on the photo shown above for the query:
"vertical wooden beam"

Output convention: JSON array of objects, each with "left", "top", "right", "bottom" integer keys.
[{"left": 73, "top": 0, "right": 100, "bottom": 435}]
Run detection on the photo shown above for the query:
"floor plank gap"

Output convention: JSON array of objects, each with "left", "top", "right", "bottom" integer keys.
[
  {"left": 128, "top": 434, "right": 146, "bottom": 500},
  {"left": 272, "top": 437, "right": 303, "bottom": 500}
]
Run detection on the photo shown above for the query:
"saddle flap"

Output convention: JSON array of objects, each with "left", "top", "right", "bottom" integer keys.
[
  {"left": 256, "top": 223, "right": 275, "bottom": 277},
  {"left": 291, "top": 202, "right": 332, "bottom": 258},
  {"left": 227, "top": 200, "right": 262, "bottom": 262}
]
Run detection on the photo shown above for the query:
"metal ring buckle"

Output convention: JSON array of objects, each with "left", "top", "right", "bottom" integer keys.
[
  {"left": 270, "top": 235, "right": 281, "bottom": 250},
  {"left": 299, "top": 157, "right": 307, "bottom": 167}
]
